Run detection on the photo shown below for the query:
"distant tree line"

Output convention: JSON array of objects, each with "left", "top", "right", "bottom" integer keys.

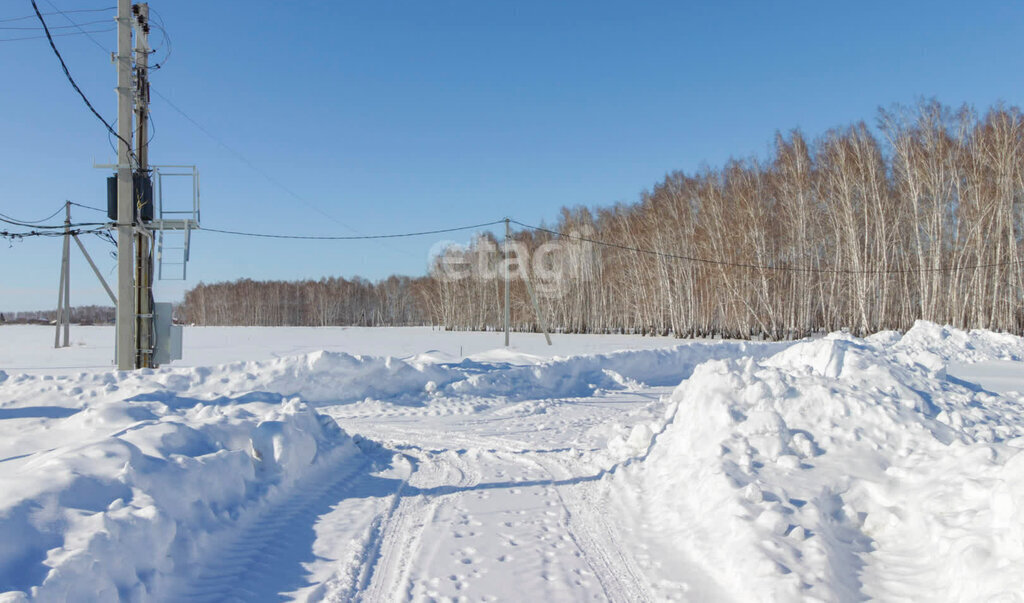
[
  {"left": 0, "top": 306, "right": 115, "bottom": 325},
  {"left": 427, "top": 101, "right": 1024, "bottom": 338},
  {"left": 183, "top": 102, "right": 1024, "bottom": 339},
  {"left": 180, "top": 276, "right": 432, "bottom": 326}
]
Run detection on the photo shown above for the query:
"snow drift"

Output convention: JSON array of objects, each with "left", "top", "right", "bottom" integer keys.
[
  {"left": 0, "top": 398, "right": 359, "bottom": 601},
  {"left": 4, "top": 322, "right": 1024, "bottom": 600},
  {"left": 616, "top": 323, "right": 1024, "bottom": 601},
  {"left": 0, "top": 338, "right": 784, "bottom": 600}
]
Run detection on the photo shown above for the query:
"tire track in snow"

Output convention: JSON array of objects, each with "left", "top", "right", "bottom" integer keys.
[
  {"left": 165, "top": 453, "right": 374, "bottom": 603},
  {"left": 353, "top": 449, "right": 481, "bottom": 601},
  {"left": 173, "top": 387, "right": 672, "bottom": 601},
  {"left": 519, "top": 453, "right": 655, "bottom": 602},
  {"left": 311, "top": 452, "right": 416, "bottom": 603},
  {"left": 361, "top": 429, "right": 655, "bottom": 601},
  {"left": 350, "top": 408, "right": 660, "bottom": 601},
  {"left": 354, "top": 488, "right": 437, "bottom": 601}
]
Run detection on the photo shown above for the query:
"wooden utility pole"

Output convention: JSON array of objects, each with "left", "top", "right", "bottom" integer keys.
[
  {"left": 115, "top": 0, "right": 134, "bottom": 370},
  {"left": 133, "top": 3, "right": 153, "bottom": 368}
]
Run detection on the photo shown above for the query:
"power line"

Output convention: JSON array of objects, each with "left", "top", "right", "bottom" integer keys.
[
  {"left": 0, "top": 204, "right": 109, "bottom": 228},
  {"left": 510, "top": 220, "right": 1023, "bottom": 275},
  {"left": 0, "top": 215, "right": 64, "bottom": 229},
  {"left": 30, "top": 0, "right": 135, "bottom": 166},
  {"left": 146, "top": 6, "right": 170, "bottom": 69},
  {"left": 200, "top": 220, "right": 506, "bottom": 241},
  {"left": 2, "top": 226, "right": 107, "bottom": 240},
  {"left": 0, "top": 205, "right": 65, "bottom": 224},
  {"left": 0, "top": 215, "right": 107, "bottom": 229},
  {"left": 0, "top": 25, "right": 112, "bottom": 42},
  {"left": 3, "top": 207, "right": 1020, "bottom": 277},
  {"left": 0, "top": 6, "right": 113, "bottom": 23},
  {"left": 107, "top": 115, "right": 156, "bottom": 157},
  {"left": 43, "top": 0, "right": 110, "bottom": 53},
  {"left": 70, "top": 202, "right": 107, "bottom": 214},
  {"left": 0, "top": 18, "right": 110, "bottom": 30},
  {"left": 45, "top": 4, "right": 344, "bottom": 241},
  {"left": 150, "top": 89, "right": 364, "bottom": 236}
]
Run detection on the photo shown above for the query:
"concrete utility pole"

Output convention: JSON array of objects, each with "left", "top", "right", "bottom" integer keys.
[
  {"left": 54, "top": 201, "right": 71, "bottom": 348},
  {"left": 54, "top": 200, "right": 121, "bottom": 347},
  {"left": 504, "top": 218, "right": 511, "bottom": 347},
  {"left": 73, "top": 233, "right": 117, "bottom": 305},
  {"left": 133, "top": 3, "right": 153, "bottom": 368},
  {"left": 502, "top": 218, "right": 551, "bottom": 347},
  {"left": 62, "top": 202, "right": 71, "bottom": 346},
  {"left": 115, "top": 0, "right": 134, "bottom": 370}
]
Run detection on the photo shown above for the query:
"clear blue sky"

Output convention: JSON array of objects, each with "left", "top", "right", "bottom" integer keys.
[{"left": 2, "top": 0, "right": 1022, "bottom": 311}]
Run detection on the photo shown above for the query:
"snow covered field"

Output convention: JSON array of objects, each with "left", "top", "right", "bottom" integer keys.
[{"left": 2, "top": 323, "right": 1024, "bottom": 601}]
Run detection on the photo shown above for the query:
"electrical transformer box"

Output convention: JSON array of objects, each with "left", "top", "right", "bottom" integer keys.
[
  {"left": 106, "top": 175, "right": 154, "bottom": 222},
  {"left": 152, "top": 302, "right": 182, "bottom": 366}
]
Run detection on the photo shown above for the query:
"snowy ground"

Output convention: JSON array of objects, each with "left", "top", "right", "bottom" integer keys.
[
  {"left": 2, "top": 324, "right": 1024, "bottom": 601},
  {"left": 0, "top": 326, "right": 685, "bottom": 375}
]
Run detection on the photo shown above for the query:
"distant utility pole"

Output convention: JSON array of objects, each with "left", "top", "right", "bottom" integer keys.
[
  {"left": 115, "top": 0, "right": 134, "bottom": 370},
  {"left": 521, "top": 252, "right": 552, "bottom": 346},
  {"left": 503, "top": 217, "right": 552, "bottom": 347},
  {"left": 504, "top": 218, "right": 511, "bottom": 347},
  {"left": 54, "top": 201, "right": 71, "bottom": 348},
  {"left": 52, "top": 199, "right": 119, "bottom": 348}
]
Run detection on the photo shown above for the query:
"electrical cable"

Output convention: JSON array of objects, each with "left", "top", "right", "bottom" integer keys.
[
  {"left": 0, "top": 215, "right": 64, "bottom": 229},
  {"left": 0, "top": 18, "right": 110, "bottom": 30},
  {"left": 2, "top": 226, "right": 108, "bottom": 240},
  {"left": 0, "top": 6, "right": 113, "bottom": 23},
  {"left": 146, "top": 110, "right": 155, "bottom": 146},
  {"left": 0, "top": 205, "right": 66, "bottom": 224},
  {"left": 0, "top": 25, "right": 112, "bottom": 42},
  {"left": 18, "top": 4, "right": 1011, "bottom": 280},
  {"left": 108, "top": 114, "right": 155, "bottom": 156},
  {"left": 42, "top": 0, "right": 110, "bottom": 53},
  {"left": 91, "top": 229, "right": 116, "bottom": 247},
  {"left": 30, "top": 0, "right": 136, "bottom": 167},
  {"left": 146, "top": 7, "right": 170, "bottom": 69},
  {"left": 4, "top": 206, "right": 1019, "bottom": 279},
  {"left": 70, "top": 202, "right": 107, "bottom": 214},
  {"left": 150, "top": 89, "right": 365, "bottom": 237},
  {"left": 200, "top": 220, "right": 506, "bottom": 241},
  {"left": 0, "top": 216, "right": 108, "bottom": 229},
  {"left": 510, "top": 220, "right": 1023, "bottom": 275}
]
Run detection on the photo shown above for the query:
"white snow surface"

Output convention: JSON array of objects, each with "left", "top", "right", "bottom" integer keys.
[{"left": 1, "top": 322, "right": 1024, "bottom": 601}]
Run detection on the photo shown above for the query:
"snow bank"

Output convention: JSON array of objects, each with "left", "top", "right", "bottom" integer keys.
[
  {"left": 0, "top": 336, "right": 785, "bottom": 600},
  {"left": 0, "top": 342, "right": 785, "bottom": 413},
  {"left": 0, "top": 398, "right": 359, "bottom": 601},
  {"left": 444, "top": 340, "right": 787, "bottom": 400},
  {"left": 198, "top": 342, "right": 786, "bottom": 404},
  {"left": 884, "top": 319, "right": 1024, "bottom": 364},
  {"left": 621, "top": 326, "right": 1024, "bottom": 600},
  {"left": 6, "top": 321, "right": 1021, "bottom": 600}
]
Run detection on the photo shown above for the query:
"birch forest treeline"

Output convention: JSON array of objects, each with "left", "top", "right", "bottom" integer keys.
[
  {"left": 182, "top": 276, "right": 431, "bottom": 327},
  {"left": 183, "top": 102, "right": 1024, "bottom": 339}
]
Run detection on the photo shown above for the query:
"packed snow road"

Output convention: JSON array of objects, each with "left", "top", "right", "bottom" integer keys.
[
  {"left": 169, "top": 387, "right": 676, "bottom": 602},
  {"left": 3, "top": 324, "right": 1024, "bottom": 601}
]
